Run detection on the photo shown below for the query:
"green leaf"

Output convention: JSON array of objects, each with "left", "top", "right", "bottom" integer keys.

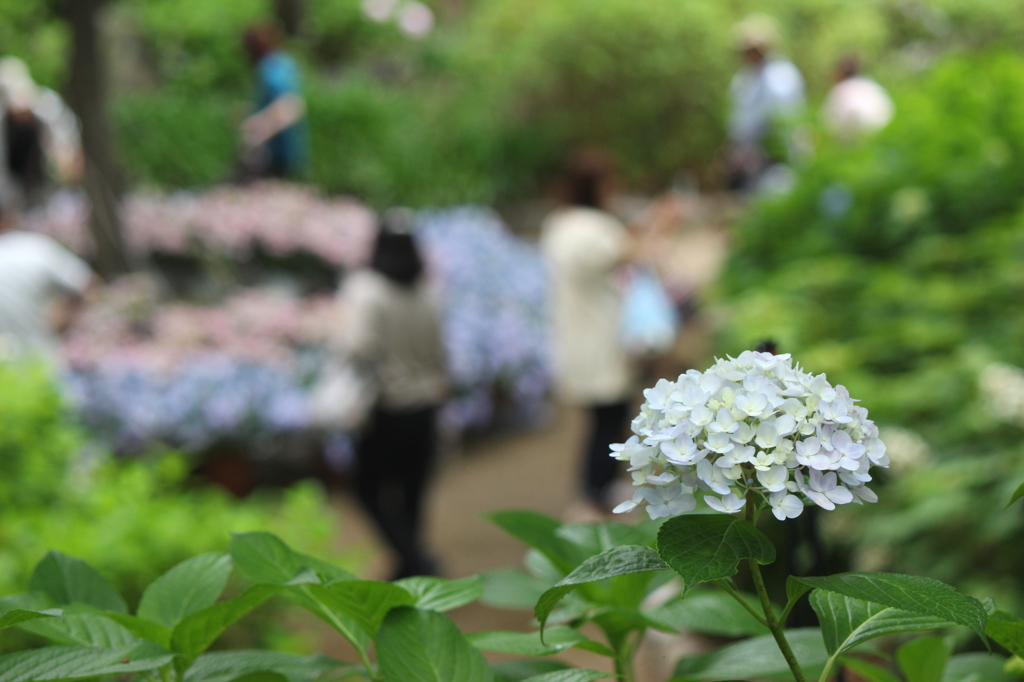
[
  {"left": 985, "top": 610, "right": 1024, "bottom": 658},
  {"left": 182, "top": 651, "right": 348, "bottom": 682},
  {"left": 306, "top": 580, "right": 415, "bottom": 638},
  {"left": 520, "top": 671, "right": 611, "bottom": 682},
  {"left": 810, "top": 590, "right": 953, "bottom": 656},
  {"left": 0, "top": 608, "right": 61, "bottom": 631},
  {"left": 534, "top": 545, "right": 667, "bottom": 634},
  {"left": 493, "top": 660, "right": 571, "bottom": 682},
  {"left": 229, "top": 533, "right": 371, "bottom": 658},
  {"left": 941, "top": 652, "right": 1014, "bottom": 682},
  {"left": 18, "top": 611, "right": 139, "bottom": 647},
  {"left": 782, "top": 576, "right": 813, "bottom": 622},
  {"left": 897, "top": 636, "right": 949, "bottom": 682},
  {"left": 100, "top": 613, "right": 172, "bottom": 649},
  {"left": 672, "top": 627, "right": 828, "bottom": 681},
  {"left": 138, "top": 553, "right": 233, "bottom": 628},
  {"left": 1006, "top": 481, "right": 1024, "bottom": 509},
  {"left": 171, "top": 584, "right": 281, "bottom": 663},
  {"left": 794, "top": 573, "right": 988, "bottom": 645},
  {"left": 394, "top": 575, "right": 483, "bottom": 612},
  {"left": 481, "top": 570, "right": 552, "bottom": 610},
  {"left": 29, "top": 552, "right": 127, "bottom": 613},
  {"left": 656, "top": 515, "right": 775, "bottom": 590},
  {"left": 651, "top": 591, "right": 769, "bottom": 637},
  {"left": 490, "top": 511, "right": 581, "bottom": 575},
  {"left": 229, "top": 532, "right": 354, "bottom": 585},
  {"left": 376, "top": 606, "right": 493, "bottom": 682},
  {"left": 0, "top": 642, "right": 175, "bottom": 682},
  {"left": 467, "top": 626, "right": 612, "bottom": 657},
  {"left": 840, "top": 656, "right": 901, "bottom": 682}
]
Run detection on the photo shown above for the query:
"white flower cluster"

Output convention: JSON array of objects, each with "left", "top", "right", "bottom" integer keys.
[{"left": 611, "top": 351, "right": 888, "bottom": 521}]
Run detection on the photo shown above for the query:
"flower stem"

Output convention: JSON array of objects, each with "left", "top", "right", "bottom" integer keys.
[
  {"left": 613, "top": 633, "right": 638, "bottom": 682},
  {"left": 746, "top": 491, "right": 808, "bottom": 682}
]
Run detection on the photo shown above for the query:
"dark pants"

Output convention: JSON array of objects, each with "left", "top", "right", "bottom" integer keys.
[
  {"left": 355, "top": 404, "right": 438, "bottom": 579},
  {"left": 582, "top": 401, "right": 630, "bottom": 506}
]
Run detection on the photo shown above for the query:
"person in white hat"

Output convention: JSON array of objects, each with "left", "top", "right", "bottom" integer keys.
[{"left": 726, "top": 14, "right": 806, "bottom": 192}]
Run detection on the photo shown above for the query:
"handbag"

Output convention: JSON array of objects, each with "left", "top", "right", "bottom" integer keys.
[
  {"left": 308, "top": 359, "right": 376, "bottom": 432},
  {"left": 620, "top": 265, "right": 680, "bottom": 355}
]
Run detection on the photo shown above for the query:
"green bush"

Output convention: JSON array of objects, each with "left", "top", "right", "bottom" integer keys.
[
  {"left": 0, "top": 362, "right": 355, "bottom": 606},
  {"left": 717, "top": 51, "right": 1024, "bottom": 607}
]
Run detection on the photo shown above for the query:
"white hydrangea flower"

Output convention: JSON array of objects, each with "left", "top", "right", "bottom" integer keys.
[{"left": 611, "top": 351, "right": 888, "bottom": 520}]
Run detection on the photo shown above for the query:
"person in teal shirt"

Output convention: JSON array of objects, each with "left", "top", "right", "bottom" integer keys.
[{"left": 241, "top": 25, "right": 309, "bottom": 179}]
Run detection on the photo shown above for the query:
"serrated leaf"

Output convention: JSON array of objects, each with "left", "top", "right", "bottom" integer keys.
[
  {"left": 520, "top": 670, "right": 611, "bottom": 682},
  {"left": 490, "top": 511, "right": 581, "bottom": 575},
  {"left": 100, "top": 613, "right": 172, "bottom": 649},
  {"left": 182, "top": 651, "right": 347, "bottom": 682},
  {"left": 18, "top": 611, "right": 139, "bottom": 648},
  {"left": 0, "top": 609, "right": 61, "bottom": 631},
  {"left": 651, "top": 591, "right": 769, "bottom": 637},
  {"left": 1007, "top": 481, "right": 1024, "bottom": 509},
  {"left": 29, "top": 552, "right": 127, "bottom": 613},
  {"left": 377, "top": 606, "right": 493, "bottom": 682},
  {"left": 985, "top": 610, "right": 1024, "bottom": 658},
  {"left": 656, "top": 515, "right": 775, "bottom": 590},
  {"left": 468, "top": 626, "right": 612, "bottom": 657},
  {"left": 138, "top": 553, "right": 232, "bottom": 628},
  {"left": 171, "top": 584, "right": 280, "bottom": 663},
  {"left": 306, "top": 580, "right": 415, "bottom": 638},
  {"left": 840, "top": 656, "right": 901, "bottom": 682},
  {"left": 897, "top": 636, "right": 949, "bottom": 682},
  {"left": 534, "top": 545, "right": 667, "bottom": 634},
  {"left": 672, "top": 627, "right": 828, "bottom": 681},
  {"left": 810, "top": 591, "right": 953, "bottom": 656},
  {"left": 794, "top": 573, "right": 988, "bottom": 645},
  {"left": 0, "top": 642, "right": 174, "bottom": 682},
  {"left": 229, "top": 533, "right": 353, "bottom": 585},
  {"left": 394, "top": 575, "right": 483, "bottom": 612},
  {"left": 481, "top": 570, "right": 552, "bottom": 610}
]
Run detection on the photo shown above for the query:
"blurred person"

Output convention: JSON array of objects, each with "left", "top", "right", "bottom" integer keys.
[
  {"left": 0, "top": 208, "right": 94, "bottom": 364},
  {"left": 540, "top": 151, "right": 680, "bottom": 513},
  {"left": 822, "top": 56, "right": 894, "bottom": 139},
  {"left": 336, "top": 209, "right": 447, "bottom": 579},
  {"left": 240, "top": 24, "right": 309, "bottom": 179},
  {"left": 0, "top": 57, "right": 82, "bottom": 209},
  {"left": 726, "top": 14, "right": 806, "bottom": 192}
]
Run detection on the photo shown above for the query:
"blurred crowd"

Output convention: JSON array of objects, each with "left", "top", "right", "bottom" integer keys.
[{"left": 0, "top": 12, "right": 899, "bottom": 578}]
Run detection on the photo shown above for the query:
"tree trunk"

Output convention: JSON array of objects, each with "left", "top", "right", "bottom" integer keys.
[
  {"left": 60, "top": 0, "right": 132, "bottom": 278},
  {"left": 274, "top": 0, "right": 305, "bottom": 37}
]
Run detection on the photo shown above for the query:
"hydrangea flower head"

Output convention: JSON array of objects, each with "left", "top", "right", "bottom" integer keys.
[{"left": 611, "top": 351, "right": 888, "bottom": 521}]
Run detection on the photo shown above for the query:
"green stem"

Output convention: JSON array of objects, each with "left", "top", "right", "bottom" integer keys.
[
  {"left": 613, "top": 633, "right": 638, "bottom": 682},
  {"left": 714, "top": 579, "right": 768, "bottom": 627},
  {"left": 746, "top": 492, "right": 808, "bottom": 682},
  {"left": 818, "top": 653, "right": 842, "bottom": 682}
]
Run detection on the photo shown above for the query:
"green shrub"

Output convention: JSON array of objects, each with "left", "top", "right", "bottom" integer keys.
[
  {"left": 0, "top": 362, "right": 355, "bottom": 606},
  {"left": 717, "top": 51, "right": 1024, "bottom": 607}
]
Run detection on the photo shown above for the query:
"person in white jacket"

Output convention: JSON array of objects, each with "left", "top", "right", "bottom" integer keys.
[{"left": 822, "top": 56, "right": 895, "bottom": 140}]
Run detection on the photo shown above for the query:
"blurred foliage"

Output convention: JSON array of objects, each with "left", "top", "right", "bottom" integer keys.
[
  {"left": 12, "top": 0, "right": 1024, "bottom": 203},
  {"left": 718, "top": 51, "right": 1024, "bottom": 609},
  {"left": 0, "top": 361, "right": 355, "bottom": 610}
]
